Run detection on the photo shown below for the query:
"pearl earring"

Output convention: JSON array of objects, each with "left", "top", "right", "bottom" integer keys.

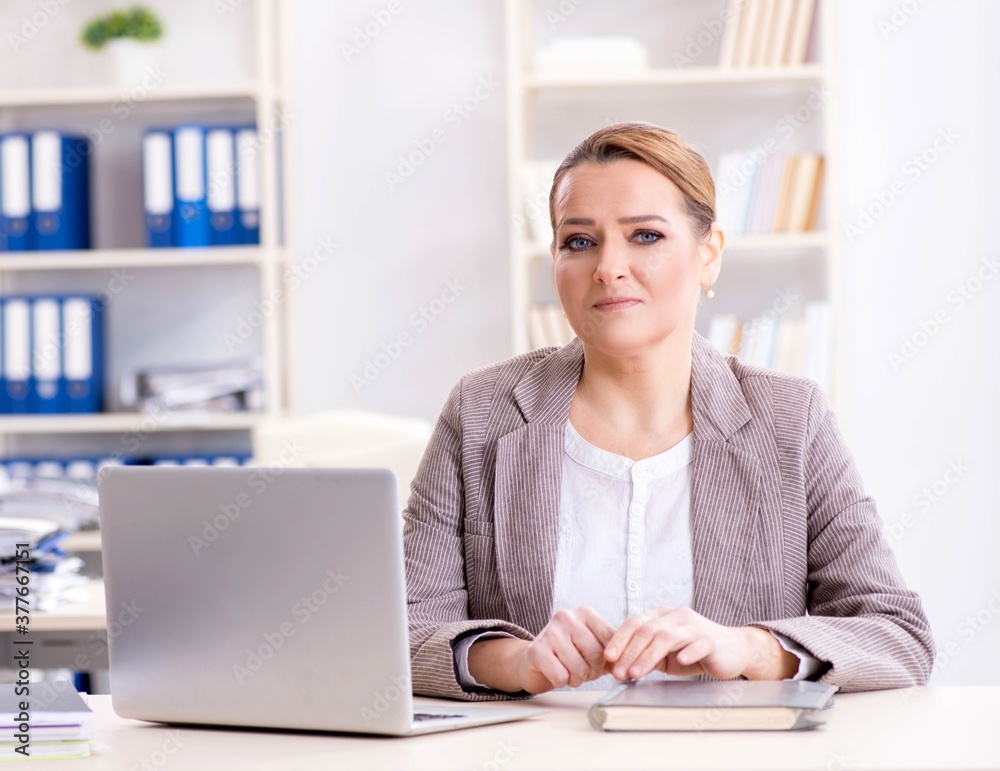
[{"left": 703, "top": 285, "right": 715, "bottom": 299}]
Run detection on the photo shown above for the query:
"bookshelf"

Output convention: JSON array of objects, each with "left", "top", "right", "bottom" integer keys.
[
  {"left": 0, "top": 0, "right": 294, "bottom": 460},
  {"left": 505, "top": 0, "right": 843, "bottom": 413}
]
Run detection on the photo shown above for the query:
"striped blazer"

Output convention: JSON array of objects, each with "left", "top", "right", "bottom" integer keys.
[{"left": 403, "top": 333, "right": 934, "bottom": 700}]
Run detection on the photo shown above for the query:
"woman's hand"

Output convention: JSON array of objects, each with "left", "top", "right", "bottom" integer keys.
[
  {"left": 469, "top": 606, "right": 616, "bottom": 694},
  {"left": 603, "top": 606, "right": 799, "bottom": 682}
]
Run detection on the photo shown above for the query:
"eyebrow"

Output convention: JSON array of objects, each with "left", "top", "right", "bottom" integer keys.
[{"left": 557, "top": 214, "right": 672, "bottom": 228}]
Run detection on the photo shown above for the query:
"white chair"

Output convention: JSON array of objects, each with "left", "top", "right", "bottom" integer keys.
[{"left": 251, "top": 410, "right": 433, "bottom": 509}]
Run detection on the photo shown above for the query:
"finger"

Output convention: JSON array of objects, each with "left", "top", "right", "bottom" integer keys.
[
  {"left": 605, "top": 606, "right": 674, "bottom": 662},
  {"left": 532, "top": 649, "right": 572, "bottom": 690},
  {"left": 625, "top": 627, "right": 698, "bottom": 680},
  {"left": 616, "top": 624, "right": 697, "bottom": 681},
  {"left": 657, "top": 645, "right": 706, "bottom": 677},
  {"left": 546, "top": 629, "right": 595, "bottom": 687},
  {"left": 675, "top": 637, "right": 714, "bottom": 670},
  {"left": 580, "top": 607, "right": 617, "bottom": 646}
]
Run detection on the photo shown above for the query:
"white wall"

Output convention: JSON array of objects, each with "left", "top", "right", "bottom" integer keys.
[
  {"left": 288, "top": 1, "right": 1000, "bottom": 686},
  {"left": 287, "top": 0, "right": 511, "bottom": 419},
  {"left": 831, "top": 0, "right": 1000, "bottom": 686}
]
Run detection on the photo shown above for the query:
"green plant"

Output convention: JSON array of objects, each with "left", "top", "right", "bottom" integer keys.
[{"left": 81, "top": 6, "right": 163, "bottom": 50}]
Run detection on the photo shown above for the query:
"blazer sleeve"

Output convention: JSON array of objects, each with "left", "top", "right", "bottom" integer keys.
[
  {"left": 752, "top": 385, "right": 935, "bottom": 692},
  {"left": 403, "top": 380, "right": 534, "bottom": 701}
]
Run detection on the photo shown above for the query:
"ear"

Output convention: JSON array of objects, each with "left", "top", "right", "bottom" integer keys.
[{"left": 698, "top": 223, "right": 724, "bottom": 287}]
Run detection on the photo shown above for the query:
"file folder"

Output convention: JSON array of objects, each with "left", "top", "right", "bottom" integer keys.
[
  {"left": 30, "top": 296, "right": 65, "bottom": 413},
  {"left": 234, "top": 127, "right": 260, "bottom": 245},
  {"left": 142, "top": 130, "right": 174, "bottom": 248},
  {"left": 31, "top": 131, "right": 92, "bottom": 251},
  {"left": 0, "top": 135, "right": 32, "bottom": 252},
  {"left": 3, "top": 297, "right": 31, "bottom": 412},
  {"left": 62, "top": 295, "right": 104, "bottom": 413},
  {"left": 172, "top": 125, "right": 211, "bottom": 247},
  {"left": 207, "top": 128, "right": 238, "bottom": 246}
]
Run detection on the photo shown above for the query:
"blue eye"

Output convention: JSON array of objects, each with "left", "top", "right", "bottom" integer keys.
[
  {"left": 562, "top": 235, "right": 593, "bottom": 251},
  {"left": 635, "top": 230, "right": 662, "bottom": 244}
]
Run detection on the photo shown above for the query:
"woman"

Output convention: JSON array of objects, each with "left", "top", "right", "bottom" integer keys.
[{"left": 404, "top": 122, "right": 934, "bottom": 700}]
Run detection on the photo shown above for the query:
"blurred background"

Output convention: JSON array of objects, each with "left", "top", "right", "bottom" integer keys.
[{"left": 0, "top": 0, "right": 996, "bottom": 691}]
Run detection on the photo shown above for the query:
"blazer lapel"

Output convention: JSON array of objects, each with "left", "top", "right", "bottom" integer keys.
[
  {"left": 493, "top": 341, "right": 583, "bottom": 635},
  {"left": 689, "top": 333, "right": 762, "bottom": 627}
]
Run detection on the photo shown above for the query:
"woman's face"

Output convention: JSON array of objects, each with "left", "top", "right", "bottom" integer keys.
[{"left": 551, "top": 159, "right": 720, "bottom": 359}]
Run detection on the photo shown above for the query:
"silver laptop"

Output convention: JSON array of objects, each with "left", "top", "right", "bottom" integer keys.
[{"left": 98, "top": 466, "right": 545, "bottom": 735}]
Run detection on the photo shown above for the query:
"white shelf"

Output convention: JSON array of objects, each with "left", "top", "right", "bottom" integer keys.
[
  {"left": 0, "top": 247, "right": 276, "bottom": 271},
  {"left": 0, "top": 81, "right": 271, "bottom": 108},
  {"left": 522, "top": 65, "right": 826, "bottom": 91},
  {"left": 63, "top": 530, "right": 102, "bottom": 553},
  {"left": 0, "top": 412, "right": 264, "bottom": 435}
]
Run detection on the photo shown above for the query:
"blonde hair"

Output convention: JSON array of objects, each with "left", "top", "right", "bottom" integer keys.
[{"left": 548, "top": 122, "right": 716, "bottom": 239}]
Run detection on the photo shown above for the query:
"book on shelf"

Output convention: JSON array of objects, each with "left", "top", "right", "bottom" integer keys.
[
  {"left": 715, "top": 152, "right": 824, "bottom": 237},
  {"left": 717, "top": 0, "right": 817, "bottom": 69},
  {"left": 706, "top": 301, "right": 833, "bottom": 394},
  {"left": 588, "top": 680, "right": 837, "bottom": 732}
]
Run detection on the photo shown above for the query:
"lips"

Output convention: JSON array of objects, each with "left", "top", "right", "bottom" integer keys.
[{"left": 593, "top": 296, "right": 641, "bottom": 311}]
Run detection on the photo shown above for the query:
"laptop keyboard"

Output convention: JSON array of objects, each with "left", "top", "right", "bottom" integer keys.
[{"left": 413, "top": 712, "right": 466, "bottom": 721}]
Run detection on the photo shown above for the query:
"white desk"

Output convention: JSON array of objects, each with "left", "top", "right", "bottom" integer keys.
[{"left": 15, "top": 687, "right": 1000, "bottom": 770}]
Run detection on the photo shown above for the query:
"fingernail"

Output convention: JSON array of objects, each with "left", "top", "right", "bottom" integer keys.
[
  {"left": 614, "top": 668, "right": 624, "bottom": 679},
  {"left": 606, "top": 646, "right": 617, "bottom": 657}
]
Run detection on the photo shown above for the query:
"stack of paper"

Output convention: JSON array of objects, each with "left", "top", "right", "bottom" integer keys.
[
  {"left": 0, "top": 681, "right": 95, "bottom": 760},
  {"left": 121, "top": 358, "right": 265, "bottom": 412},
  {"left": 0, "top": 517, "right": 87, "bottom": 611}
]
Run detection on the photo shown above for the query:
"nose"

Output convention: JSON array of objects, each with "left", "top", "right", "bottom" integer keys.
[{"left": 593, "top": 241, "right": 630, "bottom": 285}]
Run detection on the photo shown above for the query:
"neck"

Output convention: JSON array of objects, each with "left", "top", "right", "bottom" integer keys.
[{"left": 576, "top": 330, "right": 694, "bottom": 435}]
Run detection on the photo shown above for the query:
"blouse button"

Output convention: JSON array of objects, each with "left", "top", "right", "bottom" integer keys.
[{"left": 628, "top": 580, "right": 639, "bottom": 592}]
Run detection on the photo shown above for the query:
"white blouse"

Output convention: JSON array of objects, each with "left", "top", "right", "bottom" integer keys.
[{"left": 454, "top": 422, "right": 821, "bottom": 692}]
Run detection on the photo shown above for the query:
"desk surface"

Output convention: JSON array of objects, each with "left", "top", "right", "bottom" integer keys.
[
  {"left": 15, "top": 686, "right": 1000, "bottom": 771},
  {"left": 0, "top": 579, "right": 106, "bottom": 632}
]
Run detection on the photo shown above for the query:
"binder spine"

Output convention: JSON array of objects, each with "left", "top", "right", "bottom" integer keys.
[
  {"left": 172, "top": 125, "right": 211, "bottom": 247},
  {"left": 0, "top": 135, "right": 32, "bottom": 252},
  {"left": 143, "top": 130, "right": 175, "bottom": 248},
  {"left": 31, "top": 132, "right": 92, "bottom": 251},
  {"left": 207, "top": 128, "right": 238, "bottom": 246},
  {"left": 29, "top": 296, "right": 65, "bottom": 413},
  {"left": 234, "top": 127, "right": 260, "bottom": 245},
  {"left": 63, "top": 295, "right": 104, "bottom": 414},
  {"left": 3, "top": 297, "right": 31, "bottom": 412}
]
